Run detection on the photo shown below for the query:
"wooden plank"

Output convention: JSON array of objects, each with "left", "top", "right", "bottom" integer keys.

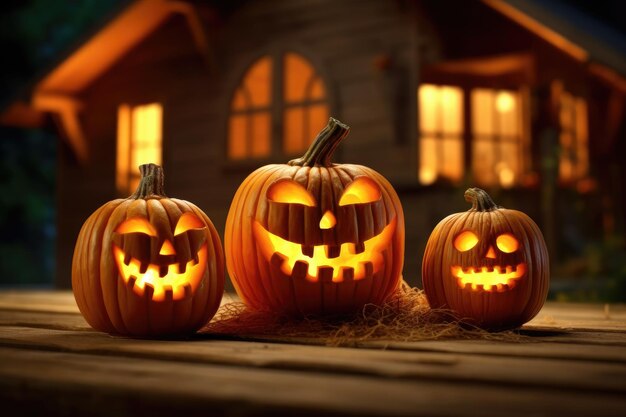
[
  {"left": 1, "top": 325, "right": 626, "bottom": 394},
  {"left": 0, "top": 291, "right": 79, "bottom": 314},
  {"left": 1, "top": 346, "right": 625, "bottom": 417}
]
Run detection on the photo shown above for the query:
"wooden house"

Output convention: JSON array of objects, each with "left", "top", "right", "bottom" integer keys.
[{"left": 2, "top": 0, "right": 625, "bottom": 289}]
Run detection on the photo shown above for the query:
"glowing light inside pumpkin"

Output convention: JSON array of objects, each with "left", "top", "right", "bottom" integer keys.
[
  {"left": 115, "top": 217, "right": 157, "bottom": 236},
  {"left": 452, "top": 263, "right": 526, "bottom": 292},
  {"left": 253, "top": 218, "right": 396, "bottom": 282},
  {"left": 338, "top": 177, "right": 381, "bottom": 206},
  {"left": 174, "top": 212, "right": 206, "bottom": 235},
  {"left": 454, "top": 231, "right": 479, "bottom": 252},
  {"left": 267, "top": 179, "right": 316, "bottom": 206},
  {"left": 159, "top": 239, "right": 176, "bottom": 255},
  {"left": 113, "top": 244, "right": 207, "bottom": 301},
  {"left": 319, "top": 210, "right": 336, "bottom": 229},
  {"left": 496, "top": 233, "right": 519, "bottom": 253}
]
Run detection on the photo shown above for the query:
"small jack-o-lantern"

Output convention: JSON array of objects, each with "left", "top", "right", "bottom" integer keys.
[
  {"left": 422, "top": 188, "right": 549, "bottom": 330},
  {"left": 225, "top": 118, "right": 405, "bottom": 315},
  {"left": 72, "top": 164, "right": 224, "bottom": 336}
]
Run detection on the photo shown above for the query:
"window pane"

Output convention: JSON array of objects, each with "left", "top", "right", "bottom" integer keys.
[
  {"left": 419, "top": 84, "right": 439, "bottom": 133},
  {"left": 440, "top": 87, "right": 463, "bottom": 135},
  {"left": 498, "top": 142, "right": 518, "bottom": 188},
  {"left": 472, "top": 89, "right": 494, "bottom": 136},
  {"left": 284, "top": 52, "right": 315, "bottom": 103},
  {"left": 575, "top": 98, "right": 588, "bottom": 179},
  {"left": 419, "top": 136, "right": 438, "bottom": 185},
  {"left": 418, "top": 84, "right": 464, "bottom": 184},
  {"left": 307, "top": 104, "right": 329, "bottom": 146},
  {"left": 116, "top": 105, "right": 131, "bottom": 193},
  {"left": 117, "top": 103, "right": 162, "bottom": 194},
  {"left": 473, "top": 138, "right": 496, "bottom": 186},
  {"left": 228, "top": 115, "right": 247, "bottom": 160},
  {"left": 309, "top": 77, "right": 326, "bottom": 100},
  {"left": 231, "top": 88, "right": 247, "bottom": 110},
  {"left": 283, "top": 107, "right": 305, "bottom": 155},
  {"left": 496, "top": 91, "right": 518, "bottom": 137},
  {"left": 245, "top": 56, "right": 272, "bottom": 107},
  {"left": 251, "top": 111, "right": 271, "bottom": 158},
  {"left": 441, "top": 137, "right": 463, "bottom": 181}
]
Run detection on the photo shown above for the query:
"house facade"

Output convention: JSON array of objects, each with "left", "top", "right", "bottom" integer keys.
[{"left": 3, "top": 0, "right": 625, "bottom": 289}]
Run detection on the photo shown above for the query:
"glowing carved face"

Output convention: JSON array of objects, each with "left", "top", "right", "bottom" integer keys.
[
  {"left": 451, "top": 231, "right": 526, "bottom": 292},
  {"left": 253, "top": 177, "right": 396, "bottom": 283},
  {"left": 112, "top": 212, "right": 208, "bottom": 301}
]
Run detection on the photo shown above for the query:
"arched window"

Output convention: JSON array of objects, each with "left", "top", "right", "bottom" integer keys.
[{"left": 228, "top": 52, "right": 329, "bottom": 160}]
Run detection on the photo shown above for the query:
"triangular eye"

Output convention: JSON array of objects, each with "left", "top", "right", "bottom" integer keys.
[
  {"left": 174, "top": 212, "right": 205, "bottom": 236},
  {"left": 115, "top": 218, "right": 157, "bottom": 236},
  {"left": 267, "top": 179, "right": 316, "bottom": 206},
  {"left": 339, "top": 177, "right": 381, "bottom": 206}
]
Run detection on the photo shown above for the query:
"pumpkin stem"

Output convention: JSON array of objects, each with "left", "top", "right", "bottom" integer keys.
[
  {"left": 130, "top": 163, "right": 167, "bottom": 199},
  {"left": 288, "top": 117, "right": 350, "bottom": 167},
  {"left": 464, "top": 188, "right": 500, "bottom": 212}
]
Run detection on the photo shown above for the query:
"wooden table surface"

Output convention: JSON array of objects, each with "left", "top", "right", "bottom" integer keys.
[{"left": 1, "top": 291, "right": 625, "bottom": 417}]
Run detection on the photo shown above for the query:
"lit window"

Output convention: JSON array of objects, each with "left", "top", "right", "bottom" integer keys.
[
  {"left": 559, "top": 92, "right": 588, "bottom": 183},
  {"left": 228, "top": 52, "right": 329, "bottom": 160},
  {"left": 471, "top": 89, "right": 524, "bottom": 188},
  {"left": 117, "top": 103, "right": 162, "bottom": 193},
  {"left": 418, "top": 84, "right": 464, "bottom": 184}
]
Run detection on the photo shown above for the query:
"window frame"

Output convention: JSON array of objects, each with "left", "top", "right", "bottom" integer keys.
[
  {"left": 225, "top": 48, "right": 335, "bottom": 163},
  {"left": 116, "top": 100, "right": 166, "bottom": 196},
  {"left": 416, "top": 81, "right": 531, "bottom": 189}
]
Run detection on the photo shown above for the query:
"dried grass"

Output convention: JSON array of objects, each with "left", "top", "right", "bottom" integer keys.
[{"left": 202, "top": 282, "right": 526, "bottom": 346}]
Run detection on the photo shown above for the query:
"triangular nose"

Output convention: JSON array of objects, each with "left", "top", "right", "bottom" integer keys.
[
  {"left": 319, "top": 210, "right": 336, "bottom": 229},
  {"left": 485, "top": 246, "right": 496, "bottom": 259},
  {"left": 159, "top": 239, "right": 176, "bottom": 255}
]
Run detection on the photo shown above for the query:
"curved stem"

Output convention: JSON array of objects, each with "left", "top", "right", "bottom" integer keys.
[
  {"left": 464, "top": 187, "right": 500, "bottom": 212},
  {"left": 288, "top": 117, "right": 350, "bottom": 167},
  {"left": 130, "top": 163, "right": 167, "bottom": 199}
]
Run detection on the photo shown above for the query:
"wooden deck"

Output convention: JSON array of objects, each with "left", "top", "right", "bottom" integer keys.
[{"left": 1, "top": 291, "right": 625, "bottom": 416}]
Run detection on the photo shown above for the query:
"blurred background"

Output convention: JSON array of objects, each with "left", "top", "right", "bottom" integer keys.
[{"left": 1, "top": 0, "right": 625, "bottom": 301}]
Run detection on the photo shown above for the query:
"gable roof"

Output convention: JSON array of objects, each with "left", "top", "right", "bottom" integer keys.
[
  {"left": 1, "top": 0, "right": 624, "bottom": 162},
  {"left": 484, "top": 0, "right": 626, "bottom": 88},
  {"left": 0, "top": 0, "right": 209, "bottom": 164}
]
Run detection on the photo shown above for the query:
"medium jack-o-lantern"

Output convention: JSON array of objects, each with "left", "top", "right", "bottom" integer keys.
[
  {"left": 225, "top": 118, "right": 405, "bottom": 315},
  {"left": 72, "top": 164, "right": 224, "bottom": 336},
  {"left": 422, "top": 188, "right": 549, "bottom": 330}
]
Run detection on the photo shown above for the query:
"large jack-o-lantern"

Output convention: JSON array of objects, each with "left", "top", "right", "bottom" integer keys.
[
  {"left": 72, "top": 164, "right": 224, "bottom": 336},
  {"left": 225, "top": 118, "right": 405, "bottom": 315},
  {"left": 422, "top": 188, "right": 549, "bottom": 330}
]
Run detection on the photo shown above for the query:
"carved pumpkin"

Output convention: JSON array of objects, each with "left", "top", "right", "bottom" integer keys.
[
  {"left": 72, "top": 164, "right": 224, "bottom": 336},
  {"left": 225, "top": 118, "right": 405, "bottom": 315},
  {"left": 422, "top": 188, "right": 549, "bottom": 330}
]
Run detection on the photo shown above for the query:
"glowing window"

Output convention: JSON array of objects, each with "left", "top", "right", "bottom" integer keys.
[
  {"left": 117, "top": 103, "right": 162, "bottom": 194},
  {"left": 559, "top": 92, "right": 588, "bottom": 183},
  {"left": 471, "top": 89, "right": 525, "bottom": 188},
  {"left": 228, "top": 52, "right": 329, "bottom": 160},
  {"left": 418, "top": 84, "right": 464, "bottom": 185}
]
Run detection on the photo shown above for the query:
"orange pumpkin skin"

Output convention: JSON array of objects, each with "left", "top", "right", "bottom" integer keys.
[
  {"left": 72, "top": 164, "right": 224, "bottom": 336},
  {"left": 422, "top": 188, "right": 549, "bottom": 330},
  {"left": 225, "top": 118, "right": 405, "bottom": 316}
]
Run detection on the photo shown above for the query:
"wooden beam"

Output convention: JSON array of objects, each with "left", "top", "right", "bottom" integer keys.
[
  {"left": 32, "top": 93, "right": 88, "bottom": 164},
  {"left": 482, "top": 0, "right": 588, "bottom": 62},
  {"left": 168, "top": 1, "right": 213, "bottom": 68}
]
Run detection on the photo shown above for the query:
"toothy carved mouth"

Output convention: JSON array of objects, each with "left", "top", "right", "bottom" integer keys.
[
  {"left": 253, "top": 217, "right": 396, "bottom": 283},
  {"left": 451, "top": 263, "right": 526, "bottom": 292},
  {"left": 113, "top": 244, "right": 207, "bottom": 301}
]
